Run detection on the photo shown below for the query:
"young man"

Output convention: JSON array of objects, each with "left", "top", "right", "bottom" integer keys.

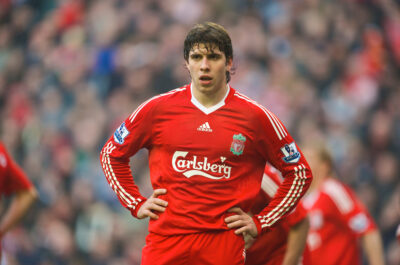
[
  {"left": 245, "top": 164, "right": 310, "bottom": 265},
  {"left": 0, "top": 141, "right": 37, "bottom": 262},
  {"left": 100, "top": 22, "right": 312, "bottom": 265},
  {"left": 302, "top": 145, "right": 384, "bottom": 265}
]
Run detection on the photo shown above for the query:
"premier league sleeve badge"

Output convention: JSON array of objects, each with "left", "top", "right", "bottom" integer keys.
[
  {"left": 280, "top": 142, "right": 301, "bottom": 163},
  {"left": 114, "top": 122, "right": 130, "bottom": 144}
]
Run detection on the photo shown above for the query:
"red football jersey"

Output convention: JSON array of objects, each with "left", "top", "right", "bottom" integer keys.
[
  {"left": 100, "top": 84, "right": 312, "bottom": 235},
  {"left": 396, "top": 224, "right": 400, "bottom": 244},
  {"left": 396, "top": 225, "right": 400, "bottom": 243},
  {"left": 303, "top": 178, "right": 377, "bottom": 265},
  {"left": 0, "top": 142, "right": 33, "bottom": 196},
  {"left": 246, "top": 164, "right": 310, "bottom": 265}
]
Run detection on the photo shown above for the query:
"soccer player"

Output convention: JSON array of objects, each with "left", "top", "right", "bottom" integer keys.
[
  {"left": 100, "top": 22, "right": 312, "bottom": 265},
  {"left": 302, "top": 144, "right": 384, "bottom": 265},
  {"left": 245, "top": 164, "right": 310, "bottom": 265},
  {"left": 0, "top": 141, "right": 37, "bottom": 262}
]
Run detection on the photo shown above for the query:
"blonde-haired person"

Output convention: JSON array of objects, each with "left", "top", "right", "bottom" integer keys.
[{"left": 302, "top": 144, "right": 384, "bottom": 265}]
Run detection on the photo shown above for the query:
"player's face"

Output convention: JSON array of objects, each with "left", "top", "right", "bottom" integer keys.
[{"left": 186, "top": 43, "right": 232, "bottom": 96}]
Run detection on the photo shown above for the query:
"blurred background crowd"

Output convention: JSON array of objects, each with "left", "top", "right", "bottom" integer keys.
[{"left": 0, "top": 0, "right": 399, "bottom": 264}]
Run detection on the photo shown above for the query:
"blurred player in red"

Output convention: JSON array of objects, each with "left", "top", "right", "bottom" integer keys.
[
  {"left": 100, "top": 22, "right": 312, "bottom": 265},
  {"left": 302, "top": 144, "right": 384, "bottom": 265},
  {"left": 0, "top": 141, "right": 37, "bottom": 262},
  {"left": 245, "top": 164, "right": 310, "bottom": 265}
]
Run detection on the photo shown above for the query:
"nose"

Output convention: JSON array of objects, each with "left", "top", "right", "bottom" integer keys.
[{"left": 200, "top": 57, "right": 210, "bottom": 71}]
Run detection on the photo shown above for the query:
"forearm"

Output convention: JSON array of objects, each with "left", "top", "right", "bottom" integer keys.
[
  {"left": 282, "top": 217, "right": 309, "bottom": 265},
  {"left": 362, "top": 230, "right": 385, "bottom": 265},
  {"left": 254, "top": 165, "right": 312, "bottom": 234},
  {"left": 0, "top": 187, "right": 37, "bottom": 237},
  {"left": 100, "top": 146, "right": 147, "bottom": 217}
]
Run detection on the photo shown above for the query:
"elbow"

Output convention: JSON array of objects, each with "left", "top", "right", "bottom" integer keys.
[
  {"left": 26, "top": 186, "right": 38, "bottom": 205},
  {"left": 306, "top": 165, "right": 313, "bottom": 181},
  {"left": 100, "top": 142, "right": 110, "bottom": 161},
  {"left": 15, "top": 186, "right": 38, "bottom": 208},
  {"left": 303, "top": 215, "right": 310, "bottom": 232},
  {"left": 294, "top": 215, "right": 310, "bottom": 232}
]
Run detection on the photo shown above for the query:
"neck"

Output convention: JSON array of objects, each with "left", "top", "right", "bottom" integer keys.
[
  {"left": 309, "top": 174, "right": 328, "bottom": 191},
  {"left": 191, "top": 83, "right": 229, "bottom": 108}
]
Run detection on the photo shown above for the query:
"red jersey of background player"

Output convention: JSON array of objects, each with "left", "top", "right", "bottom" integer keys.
[
  {"left": 100, "top": 84, "right": 312, "bottom": 236},
  {"left": 0, "top": 142, "right": 33, "bottom": 196},
  {"left": 396, "top": 224, "right": 400, "bottom": 244},
  {"left": 245, "top": 164, "right": 311, "bottom": 265},
  {"left": 303, "top": 178, "right": 377, "bottom": 265}
]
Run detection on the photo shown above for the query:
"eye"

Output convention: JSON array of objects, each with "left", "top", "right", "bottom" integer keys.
[
  {"left": 190, "top": 54, "right": 202, "bottom": 60},
  {"left": 208, "top": 54, "right": 221, "bottom": 60}
]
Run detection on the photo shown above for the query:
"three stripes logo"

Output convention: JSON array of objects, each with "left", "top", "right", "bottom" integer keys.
[{"left": 197, "top": 122, "right": 213, "bottom": 132}]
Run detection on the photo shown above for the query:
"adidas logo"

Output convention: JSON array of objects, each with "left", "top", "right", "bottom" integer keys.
[{"left": 197, "top": 122, "right": 213, "bottom": 132}]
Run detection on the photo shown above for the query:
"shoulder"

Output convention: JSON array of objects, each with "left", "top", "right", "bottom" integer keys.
[
  {"left": 261, "top": 164, "right": 283, "bottom": 197},
  {"left": 321, "top": 178, "right": 355, "bottom": 214},
  {"left": 261, "top": 172, "right": 280, "bottom": 198},
  {"left": 232, "top": 90, "right": 288, "bottom": 140},
  {"left": 128, "top": 86, "right": 188, "bottom": 122},
  {"left": 0, "top": 143, "right": 8, "bottom": 168},
  {"left": 232, "top": 90, "right": 278, "bottom": 120},
  {"left": 143, "top": 86, "right": 188, "bottom": 106},
  {"left": 232, "top": 90, "right": 267, "bottom": 112},
  {"left": 0, "top": 142, "right": 9, "bottom": 168},
  {"left": 0, "top": 141, "right": 5, "bottom": 152}
]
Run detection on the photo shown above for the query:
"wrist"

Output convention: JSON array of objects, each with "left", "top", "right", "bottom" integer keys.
[
  {"left": 252, "top": 215, "right": 273, "bottom": 236},
  {"left": 252, "top": 216, "right": 263, "bottom": 236},
  {"left": 130, "top": 198, "right": 147, "bottom": 218}
]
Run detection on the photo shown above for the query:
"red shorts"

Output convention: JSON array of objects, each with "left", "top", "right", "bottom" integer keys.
[{"left": 142, "top": 230, "right": 246, "bottom": 265}]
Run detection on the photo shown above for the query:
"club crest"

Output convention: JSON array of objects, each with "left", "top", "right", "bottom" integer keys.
[{"left": 230, "top": 133, "right": 246, "bottom": 156}]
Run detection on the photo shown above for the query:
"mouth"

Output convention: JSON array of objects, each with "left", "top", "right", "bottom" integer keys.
[
  {"left": 199, "top": 76, "right": 212, "bottom": 86},
  {"left": 199, "top": 75, "right": 212, "bottom": 81}
]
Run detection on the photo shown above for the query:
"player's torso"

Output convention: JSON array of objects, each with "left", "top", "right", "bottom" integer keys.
[
  {"left": 150, "top": 98, "right": 265, "bottom": 195},
  {"left": 145, "top": 89, "right": 266, "bottom": 233},
  {"left": 304, "top": 189, "right": 361, "bottom": 265}
]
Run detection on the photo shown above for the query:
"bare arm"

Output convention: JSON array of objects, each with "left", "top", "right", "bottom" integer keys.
[
  {"left": 361, "top": 229, "right": 385, "bottom": 265},
  {"left": 0, "top": 187, "right": 37, "bottom": 239},
  {"left": 282, "top": 216, "right": 309, "bottom": 265}
]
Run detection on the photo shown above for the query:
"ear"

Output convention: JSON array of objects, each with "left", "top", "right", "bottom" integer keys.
[
  {"left": 226, "top": 58, "right": 233, "bottom": 71},
  {"left": 185, "top": 60, "right": 190, "bottom": 71}
]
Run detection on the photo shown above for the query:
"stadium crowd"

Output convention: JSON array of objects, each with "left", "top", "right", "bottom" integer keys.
[{"left": 0, "top": 0, "right": 399, "bottom": 264}]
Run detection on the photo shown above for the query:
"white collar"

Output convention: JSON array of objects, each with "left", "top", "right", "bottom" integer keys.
[{"left": 190, "top": 83, "right": 230, "bottom": 115}]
